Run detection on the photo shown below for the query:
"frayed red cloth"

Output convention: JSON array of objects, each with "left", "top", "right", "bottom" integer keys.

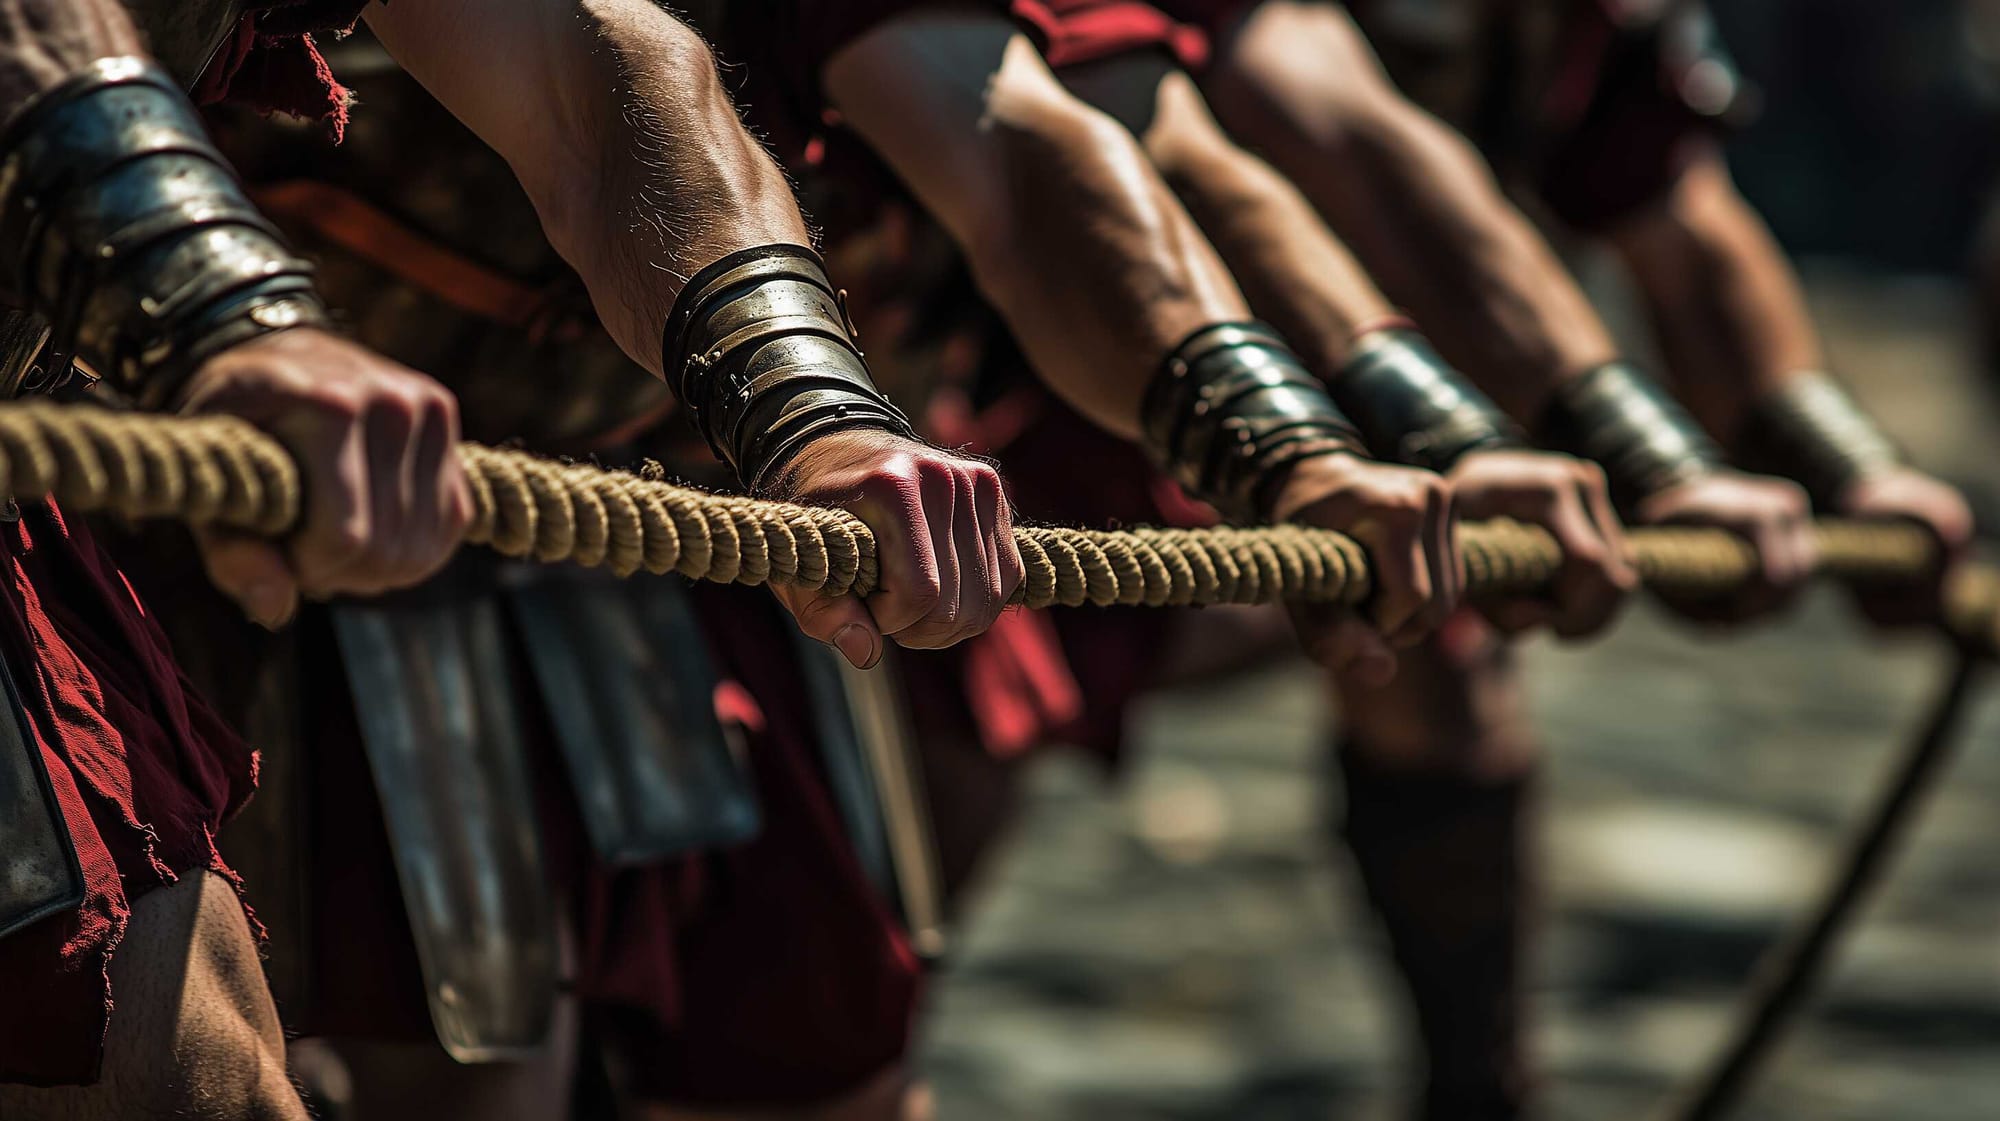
[
  {"left": 193, "top": 2, "right": 372, "bottom": 140},
  {"left": 970, "top": 389, "right": 1213, "bottom": 761},
  {"left": 1012, "top": 0, "right": 1211, "bottom": 70},
  {"left": 0, "top": 502, "right": 255, "bottom": 1086}
]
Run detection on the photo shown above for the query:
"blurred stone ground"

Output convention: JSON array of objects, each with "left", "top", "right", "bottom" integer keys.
[{"left": 918, "top": 270, "right": 2000, "bottom": 1121}]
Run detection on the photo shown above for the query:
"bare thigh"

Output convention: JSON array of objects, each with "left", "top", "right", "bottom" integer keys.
[{"left": 0, "top": 870, "right": 306, "bottom": 1121}]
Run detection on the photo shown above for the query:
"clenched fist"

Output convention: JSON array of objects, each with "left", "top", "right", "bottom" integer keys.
[
  {"left": 1449, "top": 450, "right": 1637, "bottom": 639},
  {"left": 1269, "top": 452, "right": 1458, "bottom": 686},
  {"left": 177, "top": 327, "right": 472, "bottom": 628},
  {"left": 767, "top": 428, "right": 1025, "bottom": 668}
]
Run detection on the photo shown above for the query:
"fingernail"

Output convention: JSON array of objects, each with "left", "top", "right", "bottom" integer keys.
[{"left": 832, "top": 622, "right": 879, "bottom": 670}]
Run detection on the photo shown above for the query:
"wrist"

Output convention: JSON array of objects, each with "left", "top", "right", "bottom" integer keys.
[
  {"left": 1736, "top": 371, "right": 1900, "bottom": 510},
  {"left": 1141, "top": 321, "right": 1369, "bottom": 523},
  {"left": 0, "top": 58, "right": 329, "bottom": 408},
  {"left": 1329, "top": 327, "right": 1523, "bottom": 472},
  {"left": 1264, "top": 448, "right": 1375, "bottom": 524},
  {"left": 662, "top": 244, "right": 915, "bottom": 493},
  {"left": 757, "top": 420, "right": 926, "bottom": 498},
  {"left": 1539, "top": 361, "right": 1722, "bottom": 511}
]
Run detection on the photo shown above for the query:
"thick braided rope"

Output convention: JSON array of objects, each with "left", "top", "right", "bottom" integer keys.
[{"left": 2, "top": 403, "right": 1993, "bottom": 648}]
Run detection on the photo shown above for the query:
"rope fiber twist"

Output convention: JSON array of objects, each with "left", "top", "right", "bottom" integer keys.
[
  {"left": 1, "top": 401, "right": 1991, "bottom": 1121},
  {"left": 3, "top": 401, "right": 1995, "bottom": 652}
]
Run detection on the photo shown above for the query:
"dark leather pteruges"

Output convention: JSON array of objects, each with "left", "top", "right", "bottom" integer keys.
[
  {"left": 787, "top": 628, "right": 894, "bottom": 897},
  {"left": 331, "top": 589, "right": 559, "bottom": 1062},
  {"left": 0, "top": 644, "right": 84, "bottom": 941},
  {"left": 504, "top": 566, "right": 760, "bottom": 865}
]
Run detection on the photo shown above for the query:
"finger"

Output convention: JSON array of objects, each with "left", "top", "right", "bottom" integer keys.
[
  {"left": 1579, "top": 468, "right": 1638, "bottom": 585},
  {"left": 1359, "top": 515, "right": 1432, "bottom": 644},
  {"left": 401, "top": 395, "right": 463, "bottom": 586},
  {"left": 1427, "top": 485, "right": 1462, "bottom": 620},
  {"left": 1735, "top": 518, "right": 1803, "bottom": 620},
  {"left": 937, "top": 469, "right": 989, "bottom": 647},
  {"left": 1549, "top": 490, "right": 1627, "bottom": 639},
  {"left": 195, "top": 528, "right": 302, "bottom": 631},
  {"left": 988, "top": 472, "right": 1026, "bottom": 606},
  {"left": 1387, "top": 493, "right": 1455, "bottom": 648},
  {"left": 289, "top": 412, "right": 373, "bottom": 595},
  {"left": 361, "top": 395, "right": 421, "bottom": 590},
  {"left": 772, "top": 582, "right": 883, "bottom": 669},
  {"left": 864, "top": 470, "right": 948, "bottom": 641}
]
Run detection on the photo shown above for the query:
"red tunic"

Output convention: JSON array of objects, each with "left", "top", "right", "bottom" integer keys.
[{"left": 0, "top": 504, "right": 255, "bottom": 1086}]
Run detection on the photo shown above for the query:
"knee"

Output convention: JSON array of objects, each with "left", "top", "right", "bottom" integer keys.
[{"left": 1335, "top": 629, "right": 1539, "bottom": 776}]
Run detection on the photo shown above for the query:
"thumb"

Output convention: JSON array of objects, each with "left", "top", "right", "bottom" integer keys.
[
  {"left": 772, "top": 584, "right": 883, "bottom": 670},
  {"left": 195, "top": 528, "right": 302, "bottom": 631}
]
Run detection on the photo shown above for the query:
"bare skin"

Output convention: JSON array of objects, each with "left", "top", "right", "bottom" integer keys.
[
  {"left": 1057, "top": 50, "right": 1637, "bottom": 643},
  {"left": 0, "top": 2, "right": 463, "bottom": 1116},
  {"left": 0, "top": 873, "right": 306, "bottom": 1121},
  {"left": 1166, "top": 7, "right": 1968, "bottom": 1118},
  {"left": 1196, "top": 0, "right": 1823, "bottom": 619},
  {"left": 366, "top": 0, "right": 1023, "bottom": 667},
  {"left": 823, "top": 12, "right": 1459, "bottom": 682},
  {"left": 1611, "top": 150, "right": 1975, "bottom": 623}
]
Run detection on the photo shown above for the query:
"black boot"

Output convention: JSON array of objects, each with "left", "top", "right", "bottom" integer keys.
[{"left": 1338, "top": 746, "right": 1538, "bottom": 1121}]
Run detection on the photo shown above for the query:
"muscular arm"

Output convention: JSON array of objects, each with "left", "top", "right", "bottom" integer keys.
[
  {"left": 1199, "top": 2, "right": 1617, "bottom": 421},
  {"left": 0, "top": 0, "right": 469, "bottom": 622},
  {"left": 828, "top": 13, "right": 1480, "bottom": 670},
  {"left": 365, "top": 0, "right": 809, "bottom": 380},
  {"left": 369, "top": 0, "right": 1025, "bottom": 658},
  {"left": 822, "top": 14, "right": 1247, "bottom": 439},
  {"left": 1607, "top": 149, "right": 1823, "bottom": 440},
  {"left": 1103, "top": 62, "right": 1396, "bottom": 377}
]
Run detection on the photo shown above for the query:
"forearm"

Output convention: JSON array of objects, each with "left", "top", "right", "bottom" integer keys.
[
  {"left": 1140, "top": 74, "right": 1394, "bottom": 376},
  {"left": 1213, "top": 89, "right": 1616, "bottom": 421},
  {"left": 826, "top": 24, "right": 1245, "bottom": 440},
  {"left": 1610, "top": 151, "right": 1822, "bottom": 441},
  {"left": 366, "top": 0, "right": 808, "bottom": 380},
  {"left": 965, "top": 97, "right": 1249, "bottom": 439}
]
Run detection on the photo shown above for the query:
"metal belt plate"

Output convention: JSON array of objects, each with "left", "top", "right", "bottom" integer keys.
[{"left": 504, "top": 566, "right": 760, "bottom": 864}]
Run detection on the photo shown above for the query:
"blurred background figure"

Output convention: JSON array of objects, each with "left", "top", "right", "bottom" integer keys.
[{"left": 918, "top": 4, "right": 2000, "bottom": 1120}]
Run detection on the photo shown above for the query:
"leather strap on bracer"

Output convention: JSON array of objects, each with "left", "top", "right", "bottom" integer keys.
[
  {"left": 1141, "top": 322, "right": 1368, "bottom": 523},
  {"left": 0, "top": 58, "right": 329, "bottom": 407},
  {"left": 1736, "top": 371, "right": 1900, "bottom": 509},
  {"left": 662, "top": 245, "right": 915, "bottom": 493},
  {"left": 1540, "top": 361, "right": 1723, "bottom": 510},
  {"left": 1333, "top": 328, "right": 1523, "bottom": 473}
]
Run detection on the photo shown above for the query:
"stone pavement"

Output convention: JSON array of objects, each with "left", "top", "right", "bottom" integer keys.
[{"left": 919, "top": 273, "right": 2000, "bottom": 1120}]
